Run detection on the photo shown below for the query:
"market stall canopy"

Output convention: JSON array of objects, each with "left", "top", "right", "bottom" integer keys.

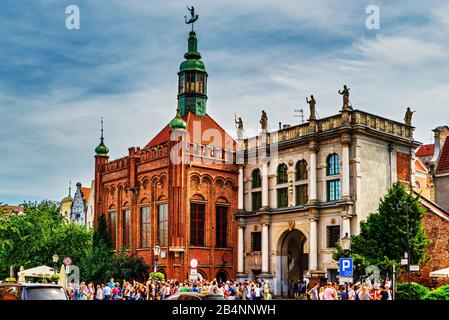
[
  {"left": 429, "top": 267, "right": 449, "bottom": 278},
  {"left": 18, "top": 265, "right": 55, "bottom": 278}
]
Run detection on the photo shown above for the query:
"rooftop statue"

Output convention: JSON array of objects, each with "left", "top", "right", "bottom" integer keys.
[
  {"left": 306, "top": 94, "right": 317, "bottom": 120},
  {"left": 338, "top": 85, "right": 353, "bottom": 111},
  {"left": 235, "top": 115, "right": 244, "bottom": 139},
  {"left": 404, "top": 107, "right": 415, "bottom": 126},
  {"left": 260, "top": 110, "right": 268, "bottom": 131}
]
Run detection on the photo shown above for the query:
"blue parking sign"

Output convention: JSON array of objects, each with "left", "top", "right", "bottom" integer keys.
[{"left": 339, "top": 258, "right": 353, "bottom": 277}]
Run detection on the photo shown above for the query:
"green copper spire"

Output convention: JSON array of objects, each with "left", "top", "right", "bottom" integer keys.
[
  {"left": 169, "top": 108, "right": 187, "bottom": 130},
  {"left": 177, "top": 7, "right": 208, "bottom": 117},
  {"left": 95, "top": 117, "right": 109, "bottom": 156}
]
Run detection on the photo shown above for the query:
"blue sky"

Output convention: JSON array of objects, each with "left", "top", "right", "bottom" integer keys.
[{"left": 1, "top": 0, "right": 449, "bottom": 205}]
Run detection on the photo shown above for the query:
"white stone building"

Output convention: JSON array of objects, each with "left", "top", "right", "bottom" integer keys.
[{"left": 235, "top": 105, "right": 419, "bottom": 297}]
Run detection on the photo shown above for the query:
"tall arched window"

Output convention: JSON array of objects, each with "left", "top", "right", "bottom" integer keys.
[
  {"left": 122, "top": 209, "right": 131, "bottom": 248},
  {"left": 190, "top": 203, "right": 205, "bottom": 246},
  {"left": 251, "top": 169, "right": 262, "bottom": 211},
  {"left": 109, "top": 211, "right": 116, "bottom": 249},
  {"left": 252, "top": 169, "right": 261, "bottom": 188},
  {"left": 295, "top": 160, "right": 308, "bottom": 181},
  {"left": 277, "top": 164, "right": 289, "bottom": 208},
  {"left": 140, "top": 206, "right": 150, "bottom": 248},
  {"left": 158, "top": 203, "right": 168, "bottom": 247},
  {"left": 327, "top": 154, "right": 340, "bottom": 176},
  {"left": 216, "top": 205, "right": 228, "bottom": 248},
  {"left": 277, "top": 164, "right": 288, "bottom": 184},
  {"left": 327, "top": 153, "right": 341, "bottom": 201}
]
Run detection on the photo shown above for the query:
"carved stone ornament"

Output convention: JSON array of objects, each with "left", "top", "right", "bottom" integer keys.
[{"left": 287, "top": 220, "right": 295, "bottom": 231}]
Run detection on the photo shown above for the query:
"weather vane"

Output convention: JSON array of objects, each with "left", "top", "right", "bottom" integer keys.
[{"left": 185, "top": 6, "right": 199, "bottom": 31}]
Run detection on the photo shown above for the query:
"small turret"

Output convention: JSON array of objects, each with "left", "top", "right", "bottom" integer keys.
[{"left": 95, "top": 117, "right": 109, "bottom": 156}]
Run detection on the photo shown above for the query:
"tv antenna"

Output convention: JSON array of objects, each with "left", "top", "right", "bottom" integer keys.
[{"left": 294, "top": 108, "right": 304, "bottom": 124}]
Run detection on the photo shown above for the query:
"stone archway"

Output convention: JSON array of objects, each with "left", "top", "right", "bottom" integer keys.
[
  {"left": 215, "top": 270, "right": 228, "bottom": 283},
  {"left": 276, "top": 229, "right": 308, "bottom": 297}
]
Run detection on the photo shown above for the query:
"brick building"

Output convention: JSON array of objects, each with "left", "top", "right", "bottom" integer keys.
[{"left": 93, "top": 29, "right": 239, "bottom": 281}]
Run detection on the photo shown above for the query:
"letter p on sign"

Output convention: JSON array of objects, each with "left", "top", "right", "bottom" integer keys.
[{"left": 339, "top": 258, "right": 353, "bottom": 277}]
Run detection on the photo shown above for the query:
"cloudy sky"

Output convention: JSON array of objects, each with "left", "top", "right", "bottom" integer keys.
[{"left": 1, "top": 0, "right": 448, "bottom": 205}]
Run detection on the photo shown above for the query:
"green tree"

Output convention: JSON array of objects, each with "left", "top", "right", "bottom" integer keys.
[
  {"left": 0, "top": 201, "right": 92, "bottom": 279},
  {"left": 333, "top": 183, "right": 429, "bottom": 282}
]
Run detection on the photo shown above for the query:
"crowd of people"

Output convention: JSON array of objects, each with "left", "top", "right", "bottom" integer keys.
[
  {"left": 66, "top": 277, "right": 393, "bottom": 301},
  {"left": 67, "top": 277, "right": 273, "bottom": 300},
  {"left": 306, "top": 282, "right": 393, "bottom": 300}
]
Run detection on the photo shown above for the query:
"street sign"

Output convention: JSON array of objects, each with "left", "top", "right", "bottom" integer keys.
[
  {"left": 339, "top": 276, "right": 353, "bottom": 284},
  {"left": 401, "top": 259, "right": 408, "bottom": 265},
  {"left": 190, "top": 269, "right": 198, "bottom": 275},
  {"left": 63, "top": 257, "right": 72, "bottom": 266},
  {"left": 190, "top": 259, "right": 198, "bottom": 269},
  {"left": 189, "top": 274, "right": 198, "bottom": 281},
  {"left": 65, "top": 266, "right": 70, "bottom": 274},
  {"left": 339, "top": 258, "right": 353, "bottom": 277},
  {"left": 410, "top": 265, "right": 420, "bottom": 272}
]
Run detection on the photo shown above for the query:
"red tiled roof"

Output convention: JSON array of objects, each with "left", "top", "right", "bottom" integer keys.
[
  {"left": 416, "top": 144, "right": 435, "bottom": 157},
  {"left": 436, "top": 136, "right": 449, "bottom": 173},
  {"left": 81, "top": 187, "right": 91, "bottom": 202},
  {"left": 144, "top": 112, "right": 235, "bottom": 150}
]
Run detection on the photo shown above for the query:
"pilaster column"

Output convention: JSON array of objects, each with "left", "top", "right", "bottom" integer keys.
[
  {"left": 261, "top": 223, "right": 270, "bottom": 274},
  {"left": 309, "top": 218, "right": 318, "bottom": 270},
  {"left": 238, "top": 167, "right": 244, "bottom": 211},
  {"left": 262, "top": 161, "right": 269, "bottom": 208},
  {"left": 237, "top": 226, "right": 245, "bottom": 274},
  {"left": 308, "top": 141, "right": 318, "bottom": 203},
  {"left": 341, "top": 133, "right": 351, "bottom": 200},
  {"left": 342, "top": 215, "right": 351, "bottom": 237}
]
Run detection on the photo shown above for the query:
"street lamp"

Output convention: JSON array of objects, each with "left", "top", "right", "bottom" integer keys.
[
  {"left": 397, "top": 202, "right": 411, "bottom": 300},
  {"left": 52, "top": 254, "right": 59, "bottom": 274},
  {"left": 340, "top": 232, "right": 351, "bottom": 251},
  {"left": 153, "top": 244, "right": 161, "bottom": 273}
]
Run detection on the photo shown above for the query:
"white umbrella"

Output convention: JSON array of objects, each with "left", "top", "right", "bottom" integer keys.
[
  {"left": 429, "top": 267, "right": 449, "bottom": 278},
  {"left": 18, "top": 265, "right": 55, "bottom": 279}
]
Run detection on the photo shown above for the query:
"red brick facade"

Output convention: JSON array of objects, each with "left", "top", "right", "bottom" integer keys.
[
  {"left": 399, "top": 198, "right": 449, "bottom": 288},
  {"left": 396, "top": 152, "right": 411, "bottom": 182},
  {"left": 94, "top": 116, "right": 239, "bottom": 282}
]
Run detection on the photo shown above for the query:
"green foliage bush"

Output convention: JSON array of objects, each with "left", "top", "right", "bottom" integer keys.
[
  {"left": 50, "top": 274, "right": 60, "bottom": 282},
  {"left": 424, "top": 285, "right": 449, "bottom": 300},
  {"left": 396, "top": 282, "right": 429, "bottom": 300},
  {"left": 149, "top": 272, "right": 165, "bottom": 281}
]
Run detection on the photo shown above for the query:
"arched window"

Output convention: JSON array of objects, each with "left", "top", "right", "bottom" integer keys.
[
  {"left": 252, "top": 169, "right": 261, "bottom": 188},
  {"left": 109, "top": 211, "right": 117, "bottom": 249},
  {"left": 122, "top": 209, "right": 131, "bottom": 248},
  {"left": 140, "top": 206, "right": 150, "bottom": 248},
  {"left": 277, "top": 164, "right": 288, "bottom": 184},
  {"left": 216, "top": 205, "right": 228, "bottom": 248},
  {"left": 277, "top": 164, "right": 289, "bottom": 208},
  {"left": 158, "top": 203, "right": 168, "bottom": 247},
  {"left": 296, "top": 160, "right": 308, "bottom": 181},
  {"left": 327, "top": 154, "right": 340, "bottom": 176},
  {"left": 190, "top": 202, "right": 205, "bottom": 246},
  {"left": 251, "top": 169, "right": 262, "bottom": 211}
]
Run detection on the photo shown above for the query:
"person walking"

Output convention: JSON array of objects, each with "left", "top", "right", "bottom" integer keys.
[
  {"left": 309, "top": 283, "right": 320, "bottom": 300},
  {"left": 103, "top": 283, "right": 112, "bottom": 300},
  {"left": 95, "top": 284, "right": 104, "bottom": 300}
]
